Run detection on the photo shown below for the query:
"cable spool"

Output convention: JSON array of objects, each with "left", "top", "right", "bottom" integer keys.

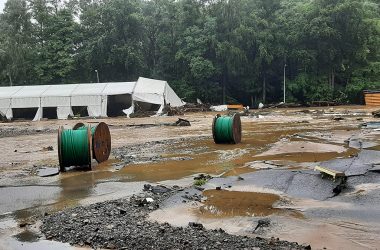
[
  {"left": 212, "top": 113, "right": 242, "bottom": 144},
  {"left": 58, "top": 126, "right": 92, "bottom": 172},
  {"left": 73, "top": 122, "right": 111, "bottom": 163}
]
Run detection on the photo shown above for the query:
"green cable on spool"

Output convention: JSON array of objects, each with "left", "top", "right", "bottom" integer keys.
[
  {"left": 76, "top": 125, "right": 96, "bottom": 134},
  {"left": 58, "top": 127, "right": 92, "bottom": 172},
  {"left": 73, "top": 122, "right": 111, "bottom": 163},
  {"left": 214, "top": 116, "right": 234, "bottom": 142},
  {"left": 212, "top": 113, "right": 242, "bottom": 144}
]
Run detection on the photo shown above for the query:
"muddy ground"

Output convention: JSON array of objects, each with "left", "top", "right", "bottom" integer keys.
[{"left": 1, "top": 106, "right": 380, "bottom": 249}]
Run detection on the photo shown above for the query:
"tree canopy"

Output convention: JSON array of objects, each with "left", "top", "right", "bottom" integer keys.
[{"left": 0, "top": 0, "right": 379, "bottom": 106}]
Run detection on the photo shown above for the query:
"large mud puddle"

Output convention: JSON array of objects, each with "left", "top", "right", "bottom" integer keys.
[{"left": 199, "top": 190, "right": 303, "bottom": 219}]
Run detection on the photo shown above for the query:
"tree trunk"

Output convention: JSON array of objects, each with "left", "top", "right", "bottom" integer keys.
[
  {"left": 251, "top": 95, "right": 253, "bottom": 108},
  {"left": 223, "top": 83, "right": 226, "bottom": 104},
  {"left": 331, "top": 69, "right": 335, "bottom": 90},
  {"left": 262, "top": 75, "right": 266, "bottom": 103}
]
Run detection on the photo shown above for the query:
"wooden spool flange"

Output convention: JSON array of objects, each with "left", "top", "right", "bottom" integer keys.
[
  {"left": 232, "top": 113, "right": 242, "bottom": 144},
  {"left": 212, "top": 114, "right": 221, "bottom": 143},
  {"left": 92, "top": 122, "right": 111, "bottom": 163},
  {"left": 58, "top": 126, "right": 64, "bottom": 172},
  {"left": 73, "top": 122, "right": 85, "bottom": 130}
]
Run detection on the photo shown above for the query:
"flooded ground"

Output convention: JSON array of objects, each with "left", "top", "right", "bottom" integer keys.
[{"left": 1, "top": 106, "right": 380, "bottom": 249}]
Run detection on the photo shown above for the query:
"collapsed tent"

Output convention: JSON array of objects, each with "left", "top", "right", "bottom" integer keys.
[{"left": 0, "top": 77, "right": 184, "bottom": 120}]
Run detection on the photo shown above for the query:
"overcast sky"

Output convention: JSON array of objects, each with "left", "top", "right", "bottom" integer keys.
[{"left": 0, "top": 0, "right": 5, "bottom": 13}]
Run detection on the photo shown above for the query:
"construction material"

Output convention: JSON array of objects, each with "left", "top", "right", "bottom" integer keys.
[
  {"left": 227, "top": 104, "right": 244, "bottom": 110},
  {"left": 314, "top": 166, "right": 346, "bottom": 181},
  {"left": 58, "top": 127, "right": 92, "bottom": 172},
  {"left": 212, "top": 114, "right": 241, "bottom": 144},
  {"left": 364, "top": 90, "right": 380, "bottom": 106},
  {"left": 73, "top": 122, "right": 111, "bottom": 163}
]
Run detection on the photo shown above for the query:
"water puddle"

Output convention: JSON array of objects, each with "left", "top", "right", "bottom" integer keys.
[
  {"left": 198, "top": 190, "right": 303, "bottom": 219},
  {"left": 13, "top": 230, "right": 39, "bottom": 242}
]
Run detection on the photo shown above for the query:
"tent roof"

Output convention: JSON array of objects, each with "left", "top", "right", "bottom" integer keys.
[
  {"left": 0, "top": 82, "right": 137, "bottom": 98},
  {"left": 133, "top": 77, "right": 165, "bottom": 94},
  {"left": 0, "top": 79, "right": 184, "bottom": 108}
]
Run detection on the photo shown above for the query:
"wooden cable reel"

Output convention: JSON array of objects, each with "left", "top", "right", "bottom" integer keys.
[
  {"left": 212, "top": 113, "right": 242, "bottom": 144},
  {"left": 73, "top": 122, "right": 111, "bottom": 163}
]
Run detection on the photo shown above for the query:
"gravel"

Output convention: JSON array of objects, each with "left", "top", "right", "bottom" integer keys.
[
  {"left": 41, "top": 189, "right": 309, "bottom": 249},
  {"left": 112, "top": 137, "right": 206, "bottom": 166},
  {"left": 0, "top": 126, "right": 56, "bottom": 138}
]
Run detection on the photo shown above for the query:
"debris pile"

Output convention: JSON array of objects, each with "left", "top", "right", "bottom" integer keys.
[{"left": 41, "top": 190, "right": 308, "bottom": 250}]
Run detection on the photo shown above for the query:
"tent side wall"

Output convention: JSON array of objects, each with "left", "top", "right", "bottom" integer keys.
[{"left": 164, "top": 83, "right": 184, "bottom": 107}]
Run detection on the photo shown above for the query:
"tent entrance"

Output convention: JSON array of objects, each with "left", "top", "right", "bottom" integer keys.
[
  {"left": 107, "top": 94, "right": 132, "bottom": 117},
  {"left": 12, "top": 108, "right": 39, "bottom": 120},
  {"left": 134, "top": 101, "right": 161, "bottom": 112},
  {"left": 43, "top": 107, "right": 58, "bottom": 119},
  {"left": 72, "top": 106, "right": 89, "bottom": 117}
]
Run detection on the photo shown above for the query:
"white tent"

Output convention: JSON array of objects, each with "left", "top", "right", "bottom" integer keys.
[{"left": 0, "top": 77, "right": 184, "bottom": 120}]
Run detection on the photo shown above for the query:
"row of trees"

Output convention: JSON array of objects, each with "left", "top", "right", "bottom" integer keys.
[{"left": 0, "top": 0, "right": 379, "bottom": 105}]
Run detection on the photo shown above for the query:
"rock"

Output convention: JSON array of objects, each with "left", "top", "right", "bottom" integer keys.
[
  {"left": 145, "top": 198, "right": 154, "bottom": 203},
  {"left": 19, "top": 222, "right": 28, "bottom": 228},
  {"left": 118, "top": 207, "right": 127, "bottom": 214},
  {"left": 188, "top": 222, "right": 204, "bottom": 230}
]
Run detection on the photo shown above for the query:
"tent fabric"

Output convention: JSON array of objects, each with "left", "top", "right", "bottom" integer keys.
[
  {"left": 133, "top": 77, "right": 184, "bottom": 107},
  {"left": 0, "top": 78, "right": 184, "bottom": 120}
]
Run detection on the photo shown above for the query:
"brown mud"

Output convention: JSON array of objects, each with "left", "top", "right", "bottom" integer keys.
[{"left": 0, "top": 106, "right": 379, "bottom": 249}]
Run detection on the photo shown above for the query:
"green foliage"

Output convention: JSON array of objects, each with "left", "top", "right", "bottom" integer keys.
[
  {"left": 194, "top": 179, "right": 207, "bottom": 186},
  {"left": 0, "top": 0, "right": 379, "bottom": 105}
]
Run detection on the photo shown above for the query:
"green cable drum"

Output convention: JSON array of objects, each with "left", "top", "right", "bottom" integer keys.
[
  {"left": 73, "top": 122, "right": 111, "bottom": 163},
  {"left": 58, "top": 126, "right": 92, "bottom": 172},
  {"left": 212, "top": 113, "right": 242, "bottom": 144}
]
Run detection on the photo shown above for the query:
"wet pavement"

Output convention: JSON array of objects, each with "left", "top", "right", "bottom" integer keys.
[{"left": 1, "top": 106, "right": 380, "bottom": 249}]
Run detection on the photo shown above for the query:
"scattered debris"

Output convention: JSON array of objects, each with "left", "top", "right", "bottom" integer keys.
[
  {"left": 310, "top": 101, "right": 338, "bottom": 106},
  {"left": 362, "top": 122, "right": 380, "bottom": 129},
  {"left": 369, "top": 165, "right": 380, "bottom": 173},
  {"left": 253, "top": 218, "right": 271, "bottom": 232},
  {"left": 332, "top": 116, "right": 345, "bottom": 121},
  {"left": 162, "top": 104, "right": 184, "bottom": 116},
  {"left": 37, "top": 167, "right": 60, "bottom": 177},
  {"left": 173, "top": 118, "right": 191, "bottom": 126},
  {"left": 182, "top": 103, "right": 211, "bottom": 112},
  {"left": 182, "top": 193, "right": 203, "bottom": 202},
  {"left": 314, "top": 166, "right": 347, "bottom": 182},
  {"left": 188, "top": 222, "right": 204, "bottom": 230},
  {"left": 372, "top": 110, "right": 380, "bottom": 118},
  {"left": 43, "top": 146, "right": 54, "bottom": 151},
  {"left": 314, "top": 166, "right": 347, "bottom": 195},
  {"left": 143, "top": 184, "right": 172, "bottom": 194},
  {"left": 210, "top": 105, "right": 228, "bottom": 112}
]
